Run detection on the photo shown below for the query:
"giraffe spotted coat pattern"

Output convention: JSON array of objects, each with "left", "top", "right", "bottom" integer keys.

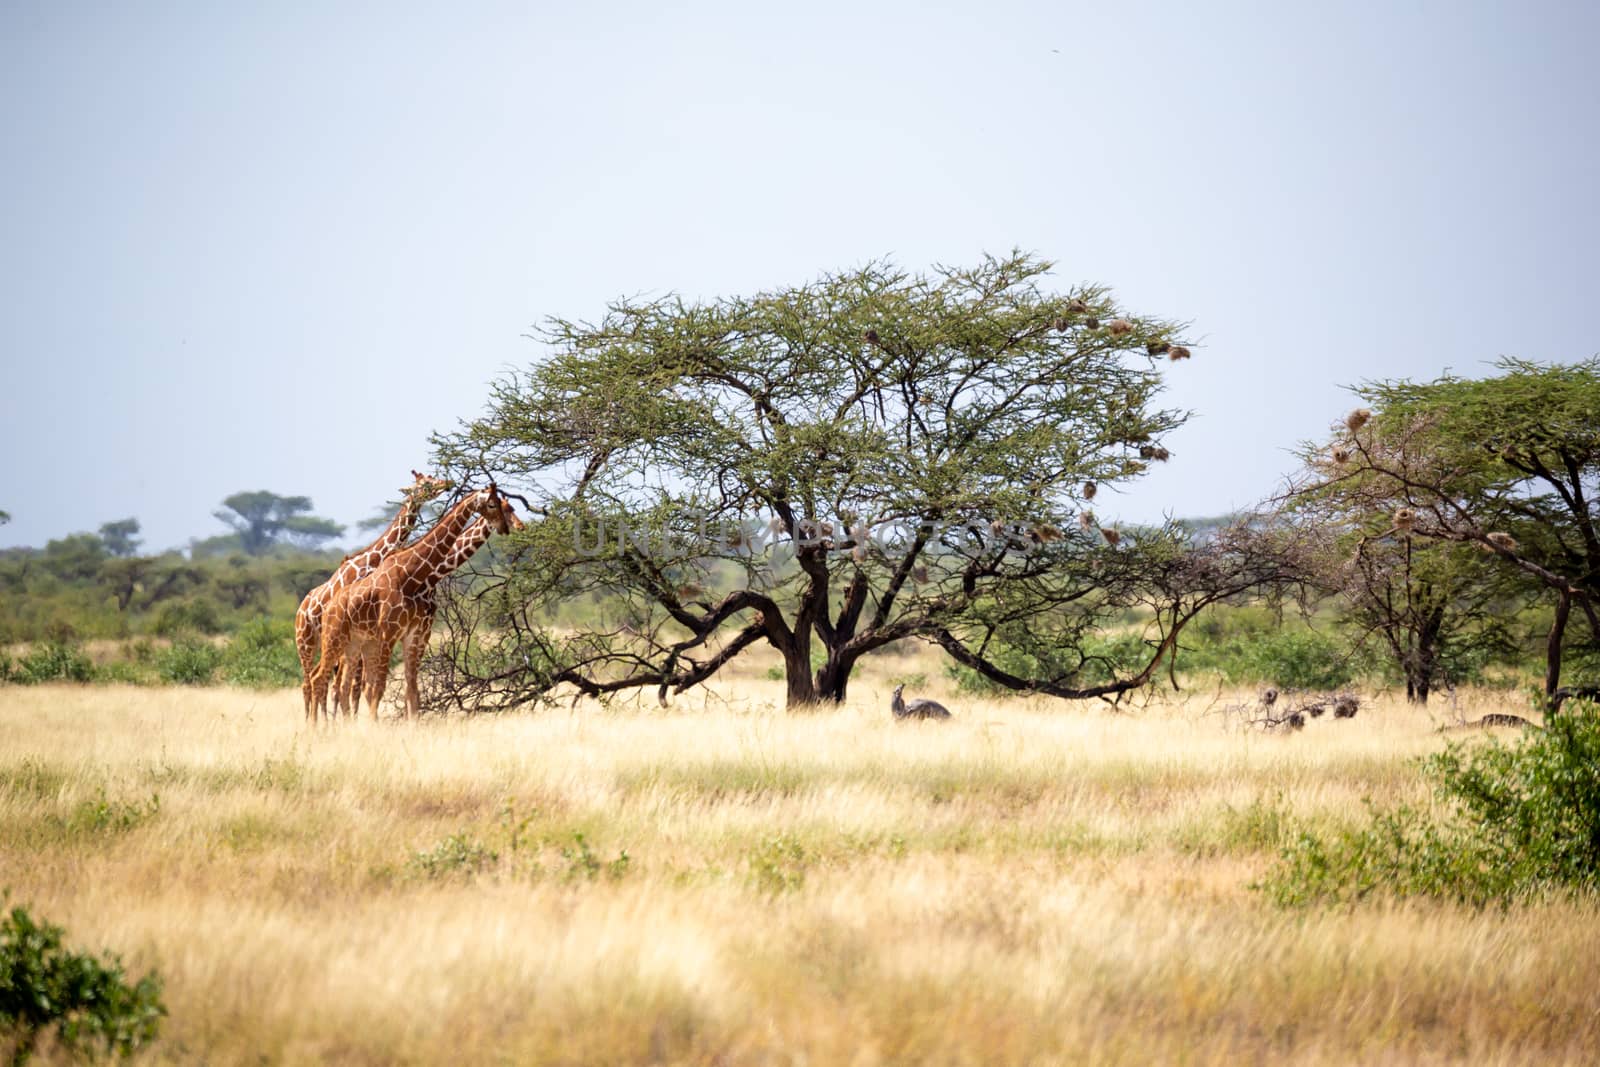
[
  {"left": 295, "top": 470, "right": 453, "bottom": 719},
  {"left": 310, "top": 486, "right": 522, "bottom": 722}
]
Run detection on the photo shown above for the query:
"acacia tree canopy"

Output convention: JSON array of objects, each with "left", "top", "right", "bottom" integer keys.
[
  {"left": 433, "top": 253, "right": 1281, "bottom": 709},
  {"left": 213, "top": 492, "right": 344, "bottom": 556},
  {"left": 98, "top": 518, "right": 142, "bottom": 558},
  {"left": 1293, "top": 357, "right": 1600, "bottom": 700},
  {"left": 1277, "top": 497, "right": 1514, "bottom": 704}
]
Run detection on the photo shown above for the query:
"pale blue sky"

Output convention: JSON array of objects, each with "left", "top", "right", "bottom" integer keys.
[{"left": 2, "top": 0, "right": 1595, "bottom": 552}]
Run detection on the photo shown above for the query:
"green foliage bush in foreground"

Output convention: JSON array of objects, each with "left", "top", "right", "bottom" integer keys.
[
  {"left": 0, "top": 903, "right": 165, "bottom": 1065},
  {"left": 1263, "top": 702, "right": 1600, "bottom": 907}
]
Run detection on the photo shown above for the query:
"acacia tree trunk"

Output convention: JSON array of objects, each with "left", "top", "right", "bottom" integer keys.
[
  {"left": 1546, "top": 590, "right": 1571, "bottom": 708},
  {"left": 772, "top": 626, "right": 819, "bottom": 706},
  {"left": 778, "top": 628, "right": 862, "bottom": 707},
  {"left": 1406, "top": 604, "right": 1445, "bottom": 705},
  {"left": 814, "top": 652, "right": 858, "bottom": 704}
]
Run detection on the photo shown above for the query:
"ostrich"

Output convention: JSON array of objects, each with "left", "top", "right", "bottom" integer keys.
[{"left": 891, "top": 684, "right": 952, "bottom": 721}]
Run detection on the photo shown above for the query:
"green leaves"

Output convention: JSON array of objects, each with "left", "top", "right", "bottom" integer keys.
[
  {"left": 444, "top": 252, "right": 1186, "bottom": 533},
  {"left": 430, "top": 252, "right": 1206, "bottom": 706},
  {"left": 1262, "top": 702, "right": 1600, "bottom": 907},
  {"left": 0, "top": 904, "right": 166, "bottom": 1064}
]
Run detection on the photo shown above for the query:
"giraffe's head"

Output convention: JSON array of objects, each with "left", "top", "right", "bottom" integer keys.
[
  {"left": 476, "top": 483, "right": 525, "bottom": 536},
  {"left": 404, "top": 469, "right": 456, "bottom": 506}
]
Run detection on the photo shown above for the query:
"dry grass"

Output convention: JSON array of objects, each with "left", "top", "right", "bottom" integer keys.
[{"left": 1, "top": 658, "right": 1595, "bottom": 1065}]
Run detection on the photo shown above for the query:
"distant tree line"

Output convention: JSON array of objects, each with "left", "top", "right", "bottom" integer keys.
[{"left": 0, "top": 491, "right": 345, "bottom": 646}]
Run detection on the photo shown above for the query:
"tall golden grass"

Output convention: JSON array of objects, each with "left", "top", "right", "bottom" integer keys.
[{"left": 2, "top": 658, "right": 1595, "bottom": 1064}]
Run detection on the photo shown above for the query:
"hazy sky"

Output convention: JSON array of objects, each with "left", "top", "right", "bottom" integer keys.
[{"left": 3, "top": 0, "right": 1595, "bottom": 553}]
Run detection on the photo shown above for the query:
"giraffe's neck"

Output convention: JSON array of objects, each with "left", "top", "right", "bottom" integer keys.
[
  {"left": 357, "top": 491, "right": 428, "bottom": 557},
  {"left": 440, "top": 518, "right": 495, "bottom": 572},
  {"left": 384, "top": 493, "right": 487, "bottom": 579}
]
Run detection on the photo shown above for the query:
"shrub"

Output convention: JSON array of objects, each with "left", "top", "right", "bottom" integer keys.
[
  {"left": 155, "top": 638, "right": 222, "bottom": 686},
  {"left": 0, "top": 903, "right": 166, "bottom": 1064},
  {"left": 9, "top": 643, "right": 94, "bottom": 685},
  {"left": 559, "top": 832, "right": 630, "bottom": 883},
  {"left": 747, "top": 835, "right": 808, "bottom": 895},
  {"left": 95, "top": 660, "right": 157, "bottom": 686},
  {"left": 1200, "top": 628, "right": 1354, "bottom": 690},
  {"left": 63, "top": 791, "right": 161, "bottom": 838},
  {"left": 150, "top": 600, "right": 221, "bottom": 638},
  {"left": 407, "top": 834, "right": 498, "bottom": 880},
  {"left": 221, "top": 617, "right": 301, "bottom": 689},
  {"left": 1245, "top": 630, "right": 1354, "bottom": 689},
  {"left": 1262, "top": 701, "right": 1600, "bottom": 906}
]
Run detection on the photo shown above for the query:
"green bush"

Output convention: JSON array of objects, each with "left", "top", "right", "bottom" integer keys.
[
  {"left": 221, "top": 617, "right": 301, "bottom": 689},
  {"left": 150, "top": 600, "right": 221, "bottom": 638},
  {"left": 0, "top": 903, "right": 166, "bottom": 1064},
  {"left": 1233, "top": 630, "right": 1354, "bottom": 689},
  {"left": 155, "top": 638, "right": 222, "bottom": 686},
  {"left": 747, "top": 834, "right": 808, "bottom": 895},
  {"left": 1182, "top": 624, "right": 1355, "bottom": 690},
  {"left": 560, "top": 832, "right": 630, "bottom": 883},
  {"left": 62, "top": 791, "right": 161, "bottom": 838},
  {"left": 94, "top": 660, "right": 157, "bottom": 686},
  {"left": 1262, "top": 702, "right": 1600, "bottom": 906},
  {"left": 407, "top": 834, "right": 498, "bottom": 880},
  {"left": 8, "top": 643, "right": 94, "bottom": 685}
]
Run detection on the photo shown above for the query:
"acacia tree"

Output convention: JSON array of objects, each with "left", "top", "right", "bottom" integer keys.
[
  {"left": 98, "top": 518, "right": 141, "bottom": 558},
  {"left": 213, "top": 491, "right": 343, "bottom": 555},
  {"left": 432, "top": 254, "right": 1288, "bottom": 710},
  {"left": 1292, "top": 358, "right": 1600, "bottom": 702},
  {"left": 1277, "top": 497, "right": 1511, "bottom": 703}
]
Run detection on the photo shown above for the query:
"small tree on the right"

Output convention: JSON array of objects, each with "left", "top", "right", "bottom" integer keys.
[
  {"left": 1290, "top": 358, "right": 1600, "bottom": 705},
  {"left": 1279, "top": 500, "right": 1513, "bottom": 704}
]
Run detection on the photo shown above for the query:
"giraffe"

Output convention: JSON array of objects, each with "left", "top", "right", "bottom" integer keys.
[
  {"left": 295, "top": 469, "right": 454, "bottom": 721},
  {"left": 335, "top": 508, "right": 520, "bottom": 717},
  {"left": 309, "top": 485, "right": 522, "bottom": 723}
]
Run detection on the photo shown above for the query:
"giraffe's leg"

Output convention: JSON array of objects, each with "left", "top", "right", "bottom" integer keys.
[
  {"left": 310, "top": 614, "right": 349, "bottom": 727},
  {"left": 346, "top": 638, "right": 374, "bottom": 719},
  {"left": 349, "top": 653, "right": 366, "bottom": 718},
  {"left": 403, "top": 623, "right": 430, "bottom": 721},
  {"left": 334, "top": 641, "right": 357, "bottom": 719},
  {"left": 295, "top": 604, "right": 320, "bottom": 724},
  {"left": 363, "top": 645, "right": 390, "bottom": 723}
]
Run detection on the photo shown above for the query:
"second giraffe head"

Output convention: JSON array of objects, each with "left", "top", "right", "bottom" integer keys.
[{"left": 468, "top": 483, "right": 523, "bottom": 536}]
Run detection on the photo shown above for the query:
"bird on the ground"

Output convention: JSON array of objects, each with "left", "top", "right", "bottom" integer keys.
[{"left": 891, "top": 684, "right": 952, "bottom": 721}]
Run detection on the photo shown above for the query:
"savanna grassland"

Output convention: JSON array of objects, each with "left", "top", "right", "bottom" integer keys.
[{"left": 2, "top": 652, "right": 1597, "bottom": 1065}]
